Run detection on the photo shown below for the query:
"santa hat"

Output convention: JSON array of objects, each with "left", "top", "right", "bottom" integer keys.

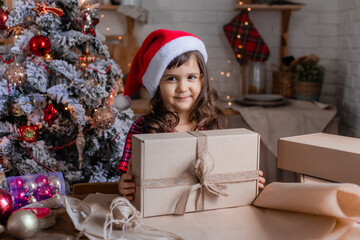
[{"left": 124, "top": 29, "right": 208, "bottom": 97}]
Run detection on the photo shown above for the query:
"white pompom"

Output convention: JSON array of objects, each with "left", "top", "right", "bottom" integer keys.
[{"left": 114, "top": 95, "right": 131, "bottom": 111}]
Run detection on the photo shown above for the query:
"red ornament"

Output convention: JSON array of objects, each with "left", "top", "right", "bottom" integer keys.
[
  {"left": 0, "top": 9, "right": 9, "bottom": 30},
  {"left": 28, "top": 35, "right": 51, "bottom": 57},
  {"left": 11, "top": 177, "right": 26, "bottom": 189},
  {"left": 35, "top": 175, "right": 49, "bottom": 187},
  {"left": 43, "top": 103, "right": 57, "bottom": 126},
  {"left": 0, "top": 188, "right": 13, "bottom": 224},
  {"left": 20, "top": 124, "right": 39, "bottom": 143}
]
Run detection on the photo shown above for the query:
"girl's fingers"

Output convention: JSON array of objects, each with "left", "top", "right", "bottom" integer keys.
[
  {"left": 121, "top": 188, "right": 135, "bottom": 196},
  {"left": 121, "top": 182, "right": 136, "bottom": 189},
  {"left": 121, "top": 173, "right": 133, "bottom": 181},
  {"left": 258, "top": 183, "right": 264, "bottom": 190},
  {"left": 259, "top": 170, "right": 263, "bottom": 177},
  {"left": 126, "top": 195, "right": 134, "bottom": 201},
  {"left": 259, "top": 177, "right": 266, "bottom": 184}
]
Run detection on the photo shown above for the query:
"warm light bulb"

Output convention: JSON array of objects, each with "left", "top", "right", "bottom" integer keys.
[
  {"left": 118, "top": 36, "right": 123, "bottom": 40},
  {"left": 237, "top": 35, "right": 241, "bottom": 39},
  {"left": 227, "top": 60, "right": 231, "bottom": 64},
  {"left": 239, "top": 1, "right": 243, "bottom": 5},
  {"left": 226, "top": 96, "right": 230, "bottom": 100},
  {"left": 247, "top": 8, "right": 251, "bottom": 11},
  {"left": 221, "top": 72, "right": 224, "bottom": 75},
  {"left": 245, "top": 22, "right": 248, "bottom": 26},
  {"left": 226, "top": 72, "right": 230, "bottom": 77},
  {"left": 228, "top": 102, "right": 232, "bottom": 106},
  {"left": 106, "top": 27, "right": 110, "bottom": 31},
  {"left": 101, "top": 14, "right": 104, "bottom": 18}
]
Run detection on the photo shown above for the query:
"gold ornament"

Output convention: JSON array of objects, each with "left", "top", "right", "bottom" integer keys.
[
  {"left": 93, "top": 107, "right": 115, "bottom": 129},
  {"left": 76, "top": 126, "right": 86, "bottom": 169},
  {"left": 24, "top": 181, "right": 36, "bottom": 192},
  {"left": 11, "top": 103, "right": 26, "bottom": 116},
  {"left": 29, "top": 195, "right": 37, "bottom": 204},
  {"left": 0, "top": 172, "right": 5, "bottom": 186},
  {"left": 7, "top": 210, "right": 39, "bottom": 238},
  {"left": 4, "top": 65, "right": 27, "bottom": 87}
]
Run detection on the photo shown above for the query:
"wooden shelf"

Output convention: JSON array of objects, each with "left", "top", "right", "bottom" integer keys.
[
  {"left": 100, "top": 5, "right": 119, "bottom": 11},
  {"left": 235, "top": 3, "right": 302, "bottom": 11}
]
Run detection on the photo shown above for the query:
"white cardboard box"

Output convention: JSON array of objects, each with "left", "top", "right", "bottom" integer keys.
[
  {"left": 278, "top": 133, "right": 360, "bottom": 184},
  {"left": 132, "top": 128, "right": 260, "bottom": 218}
]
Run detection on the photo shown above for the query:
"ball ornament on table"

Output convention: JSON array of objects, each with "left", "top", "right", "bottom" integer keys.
[
  {"left": 7, "top": 210, "right": 39, "bottom": 238},
  {"left": 0, "top": 188, "right": 13, "bottom": 224},
  {"left": 28, "top": 35, "right": 51, "bottom": 57},
  {"left": 0, "top": 9, "right": 9, "bottom": 30},
  {"left": 4, "top": 65, "right": 27, "bottom": 87},
  {"left": 93, "top": 107, "right": 115, "bottom": 129}
]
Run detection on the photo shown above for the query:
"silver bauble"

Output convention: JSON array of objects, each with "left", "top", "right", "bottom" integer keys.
[
  {"left": 7, "top": 210, "right": 39, "bottom": 238},
  {"left": 48, "top": 174, "right": 61, "bottom": 189},
  {"left": 4, "top": 65, "right": 27, "bottom": 87},
  {"left": 93, "top": 108, "right": 115, "bottom": 129},
  {"left": 113, "top": 94, "right": 131, "bottom": 111}
]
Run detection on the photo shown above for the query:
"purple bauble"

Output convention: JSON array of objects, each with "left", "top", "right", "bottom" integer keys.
[
  {"left": 35, "top": 175, "right": 49, "bottom": 187},
  {"left": 0, "top": 188, "right": 14, "bottom": 224},
  {"left": 34, "top": 185, "right": 54, "bottom": 201}
]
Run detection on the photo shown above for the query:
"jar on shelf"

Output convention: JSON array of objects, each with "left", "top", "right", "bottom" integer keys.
[{"left": 248, "top": 61, "right": 267, "bottom": 94}]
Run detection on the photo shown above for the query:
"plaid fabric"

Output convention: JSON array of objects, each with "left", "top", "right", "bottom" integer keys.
[
  {"left": 223, "top": 10, "right": 270, "bottom": 64},
  {"left": 116, "top": 116, "right": 149, "bottom": 176}
]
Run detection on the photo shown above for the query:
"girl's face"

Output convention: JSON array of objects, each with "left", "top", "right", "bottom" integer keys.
[{"left": 159, "top": 54, "right": 202, "bottom": 114}]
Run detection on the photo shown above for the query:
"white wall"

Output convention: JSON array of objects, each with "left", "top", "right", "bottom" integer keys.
[
  {"left": 337, "top": 1, "right": 360, "bottom": 137},
  {"left": 98, "top": 0, "right": 360, "bottom": 137}
]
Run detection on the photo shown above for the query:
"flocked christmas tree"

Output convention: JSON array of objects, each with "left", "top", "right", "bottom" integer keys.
[{"left": 0, "top": 0, "right": 133, "bottom": 191}]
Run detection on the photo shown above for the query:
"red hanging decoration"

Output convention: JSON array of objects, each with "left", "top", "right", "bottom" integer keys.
[
  {"left": 80, "top": 54, "right": 96, "bottom": 64},
  {"left": 20, "top": 124, "right": 38, "bottom": 143},
  {"left": 43, "top": 102, "right": 57, "bottom": 126},
  {"left": 32, "top": 2, "right": 64, "bottom": 17},
  {"left": 28, "top": 35, "right": 51, "bottom": 57},
  {"left": 0, "top": 9, "right": 9, "bottom": 30}
]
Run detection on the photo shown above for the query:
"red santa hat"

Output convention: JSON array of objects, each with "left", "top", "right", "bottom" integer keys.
[{"left": 124, "top": 29, "right": 208, "bottom": 97}]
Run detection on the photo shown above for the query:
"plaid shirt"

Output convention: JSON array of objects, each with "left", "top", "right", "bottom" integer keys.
[{"left": 116, "top": 116, "right": 149, "bottom": 176}]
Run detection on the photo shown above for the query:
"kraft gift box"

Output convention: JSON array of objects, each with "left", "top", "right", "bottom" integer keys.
[
  {"left": 132, "top": 128, "right": 260, "bottom": 218},
  {"left": 277, "top": 133, "right": 360, "bottom": 184}
]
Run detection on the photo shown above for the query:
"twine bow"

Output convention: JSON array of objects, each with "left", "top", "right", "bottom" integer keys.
[{"left": 174, "top": 132, "right": 228, "bottom": 215}]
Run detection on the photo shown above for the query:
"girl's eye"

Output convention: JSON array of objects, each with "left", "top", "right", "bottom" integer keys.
[
  {"left": 188, "top": 75, "right": 198, "bottom": 80},
  {"left": 166, "top": 77, "right": 176, "bottom": 81}
]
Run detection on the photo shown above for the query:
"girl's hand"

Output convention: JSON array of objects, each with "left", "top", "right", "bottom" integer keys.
[
  {"left": 118, "top": 173, "right": 136, "bottom": 201},
  {"left": 258, "top": 170, "right": 266, "bottom": 190}
]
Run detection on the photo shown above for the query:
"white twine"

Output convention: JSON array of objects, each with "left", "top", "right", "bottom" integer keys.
[
  {"left": 104, "top": 197, "right": 184, "bottom": 240},
  {"left": 104, "top": 197, "right": 139, "bottom": 240}
]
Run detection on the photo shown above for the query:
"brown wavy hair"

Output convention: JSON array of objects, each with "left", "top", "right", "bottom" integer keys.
[{"left": 145, "top": 51, "right": 227, "bottom": 133}]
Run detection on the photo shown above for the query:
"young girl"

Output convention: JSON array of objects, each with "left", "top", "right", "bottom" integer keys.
[{"left": 117, "top": 29, "right": 265, "bottom": 200}]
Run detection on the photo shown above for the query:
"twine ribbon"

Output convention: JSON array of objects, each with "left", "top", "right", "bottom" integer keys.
[
  {"left": 104, "top": 197, "right": 183, "bottom": 240},
  {"left": 134, "top": 131, "right": 259, "bottom": 216}
]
